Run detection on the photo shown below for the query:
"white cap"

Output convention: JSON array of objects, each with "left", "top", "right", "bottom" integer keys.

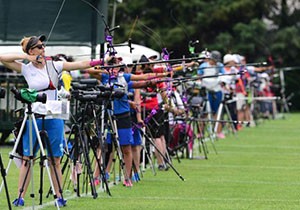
[
  {"left": 121, "top": 56, "right": 133, "bottom": 65},
  {"left": 223, "top": 54, "right": 235, "bottom": 64},
  {"left": 232, "top": 54, "right": 241, "bottom": 64},
  {"left": 199, "top": 50, "right": 211, "bottom": 59}
]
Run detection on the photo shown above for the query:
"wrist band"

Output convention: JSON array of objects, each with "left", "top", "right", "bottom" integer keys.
[{"left": 89, "top": 59, "right": 102, "bottom": 67}]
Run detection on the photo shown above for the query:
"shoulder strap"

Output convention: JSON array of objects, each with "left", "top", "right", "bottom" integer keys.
[
  {"left": 51, "top": 60, "right": 59, "bottom": 75},
  {"left": 39, "top": 61, "right": 60, "bottom": 91}
]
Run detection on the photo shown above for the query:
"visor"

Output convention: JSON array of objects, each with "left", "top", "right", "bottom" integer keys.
[{"left": 25, "top": 35, "right": 46, "bottom": 54}]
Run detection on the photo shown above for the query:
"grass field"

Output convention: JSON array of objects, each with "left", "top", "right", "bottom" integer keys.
[{"left": 0, "top": 113, "right": 299, "bottom": 210}]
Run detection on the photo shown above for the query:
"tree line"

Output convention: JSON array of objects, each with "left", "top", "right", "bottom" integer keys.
[{"left": 109, "top": 0, "right": 300, "bottom": 110}]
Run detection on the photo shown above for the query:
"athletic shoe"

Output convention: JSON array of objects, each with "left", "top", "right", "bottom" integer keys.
[
  {"left": 104, "top": 172, "right": 110, "bottom": 181},
  {"left": 90, "top": 177, "right": 100, "bottom": 186},
  {"left": 217, "top": 132, "right": 226, "bottom": 139},
  {"left": 123, "top": 179, "right": 133, "bottom": 187},
  {"left": 132, "top": 173, "right": 140, "bottom": 182},
  {"left": 94, "top": 178, "right": 100, "bottom": 186},
  {"left": 12, "top": 198, "right": 24, "bottom": 206},
  {"left": 55, "top": 197, "right": 67, "bottom": 207},
  {"left": 134, "top": 172, "right": 140, "bottom": 181},
  {"left": 158, "top": 164, "right": 169, "bottom": 171}
]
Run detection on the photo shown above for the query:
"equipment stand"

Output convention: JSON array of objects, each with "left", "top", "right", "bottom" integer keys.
[
  {"left": 214, "top": 97, "right": 237, "bottom": 136},
  {"left": 0, "top": 153, "right": 12, "bottom": 210},
  {"left": 0, "top": 102, "right": 61, "bottom": 209}
]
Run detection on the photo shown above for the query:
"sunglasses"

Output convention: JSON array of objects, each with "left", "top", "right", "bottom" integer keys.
[{"left": 31, "top": 44, "right": 45, "bottom": 50}]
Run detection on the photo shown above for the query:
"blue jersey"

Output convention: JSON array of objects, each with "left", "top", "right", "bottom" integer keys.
[
  {"left": 197, "top": 62, "right": 225, "bottom": 92},
  {"left": 128, "top": 83, "right": 136, "bottom": 114},
  {"left": 197, "top": 62, "right": 224, "bottom": 75},
  {"left": 101, "top": 73, "right": 133, "bottom": 114}
]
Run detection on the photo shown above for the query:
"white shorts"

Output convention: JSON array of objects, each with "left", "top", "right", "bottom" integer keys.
[{"left": 236, "top": 93, "right": 246, "bottom": 110}]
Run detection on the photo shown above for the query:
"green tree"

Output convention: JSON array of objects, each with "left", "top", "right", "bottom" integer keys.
[{"left": 109, "top": 0, "right": 300, "bottom": 109}]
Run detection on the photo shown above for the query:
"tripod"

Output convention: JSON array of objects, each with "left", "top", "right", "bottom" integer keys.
[
  {"left": 134, "top": 123, "right": 185, "bottom": 181},
  {"left": 214, "top": 94, "right": 237, "bottom": 136},
  {"left": 0, "top": 153, "right": 12, "bottom": 210},
  {"left": 36, "top": 115, "right": 65, "bottom": 206},
  {"left": 140, "top": 94, "right": 157, "bottom": 174},
  {"left": 61, "top": 98, "right": 104, "bottom": 198},
  {"left": 134, "top": 123, "right": 156, "bottom": 176},
  {"left": 185, "top": 107, "right": 209, "bottom": 160},
  {"left": 0, "top": 102, "right": 61, "bottom": 209},
  {"left": 184, "top": 91, "right": 216, "bottom": 159},
  {"left": 106, "top": 106, "right": 129, "bottom": 184}
]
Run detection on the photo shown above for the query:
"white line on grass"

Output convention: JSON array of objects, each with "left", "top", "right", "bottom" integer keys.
[
  {"left": 22, "top": 181, "right": 118, "bottom": 210},
  {"left": 218, "top": 150, "right": 300, "bottom": 156},
  {"left": 145, "top": 177, "right": 300, "bottom": 186},
  {"left": 196, "top": 164, "right": 300, "bottom": 170},
  {"left": 203, "top": 179, "right": 300, "bottom": 186},
  {"left": 219, "top": 144, "right": 300, "bottom": 150},
  {"left": 106, "top": 195, "right": 300, "bottom": 203}
]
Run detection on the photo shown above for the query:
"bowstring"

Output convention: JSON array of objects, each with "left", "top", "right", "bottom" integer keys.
[
  {"left": 136, "top": 21, "right": 164, "bottom": 49},
  {"left": 45, "top": 0, "right": 67, "bottom": 45}
]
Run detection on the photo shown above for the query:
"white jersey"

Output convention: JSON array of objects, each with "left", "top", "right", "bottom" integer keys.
[
  {"left": 22, "top": 60, "right": 63, "bottom": 99},
  {"left": 199, "top": 62, "right": 222, "bottom": 92},
  {"left": 21, "top": 61, "right": 69, "bottom": 119},
  {"left": 168, "top": 90, "right": 185, "bottom": 125}
]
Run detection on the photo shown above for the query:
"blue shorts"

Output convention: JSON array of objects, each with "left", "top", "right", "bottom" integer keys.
[
  {"left": 106, "top": 132, "right": 112, "bottom": 144},
  {"left": 115, "top": 112, "right": 133, "bottom": 146},
  {"left": 22, "top": 119, "right": 65, "bottom": 157},
  {"left": 208, "top": 91, "right": 223, "bottom": 114},
  {"left": 117, "top": 128, "right": 134, "bottom": 146},
  {"left": 131, "top": 112, "right": 142, "bottom": 146},
  {"left": 107, "top": 128, "right": 134, "bottom": 146},
  {"left": 132, "top": 128, "right": 142, "bottom": 146}
]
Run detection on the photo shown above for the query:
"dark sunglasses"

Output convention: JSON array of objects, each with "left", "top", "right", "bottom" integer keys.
[{"left": 31, "top": 44, "right": 45, "bottom": 50}]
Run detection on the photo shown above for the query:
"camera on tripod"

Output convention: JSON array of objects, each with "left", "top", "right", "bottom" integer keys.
[
  {"left": 189, "top": 96, "right": 204, "bottom": 117},
  {"left": 71, "top": 78, "right": 99, "bottom": 90},
  {"left": 71, "top": 84, "right": 125, "bottom": 103},
  {"left": 74, "top": 89, "right": 125, "bottom": 101},
  {"left": 0, "top": 87, "right": 6, "bottom": 98},
  {"left": 11, "top": 87, "right": 47, "bottom": 104}
]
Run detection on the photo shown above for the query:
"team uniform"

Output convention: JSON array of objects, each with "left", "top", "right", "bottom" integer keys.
[
  {"left": 197, "top": 62, "right": 225, "bottom": 114},
  {"left": 21, "top": 60, "right": 65, "bottom": 157},
  {"left": 101, "top": 72, "right": 134, "bottom": 146}
]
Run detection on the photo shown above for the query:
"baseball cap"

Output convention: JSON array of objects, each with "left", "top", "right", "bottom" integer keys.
[
  {"left": 210, "top": 50, "right": 222, "bottom": 62},
  {"left": 223, "top": 54, "right": 235, "bottom": 64}
]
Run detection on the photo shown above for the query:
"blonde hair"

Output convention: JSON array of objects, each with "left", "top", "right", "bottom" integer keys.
[{"left": 20, "top": 36, "right": 31, "bottom": 54}]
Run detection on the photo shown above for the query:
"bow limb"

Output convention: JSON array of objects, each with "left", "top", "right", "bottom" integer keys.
[{"left": 160, "top": 48, "right": 177, "bottom": 114}]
